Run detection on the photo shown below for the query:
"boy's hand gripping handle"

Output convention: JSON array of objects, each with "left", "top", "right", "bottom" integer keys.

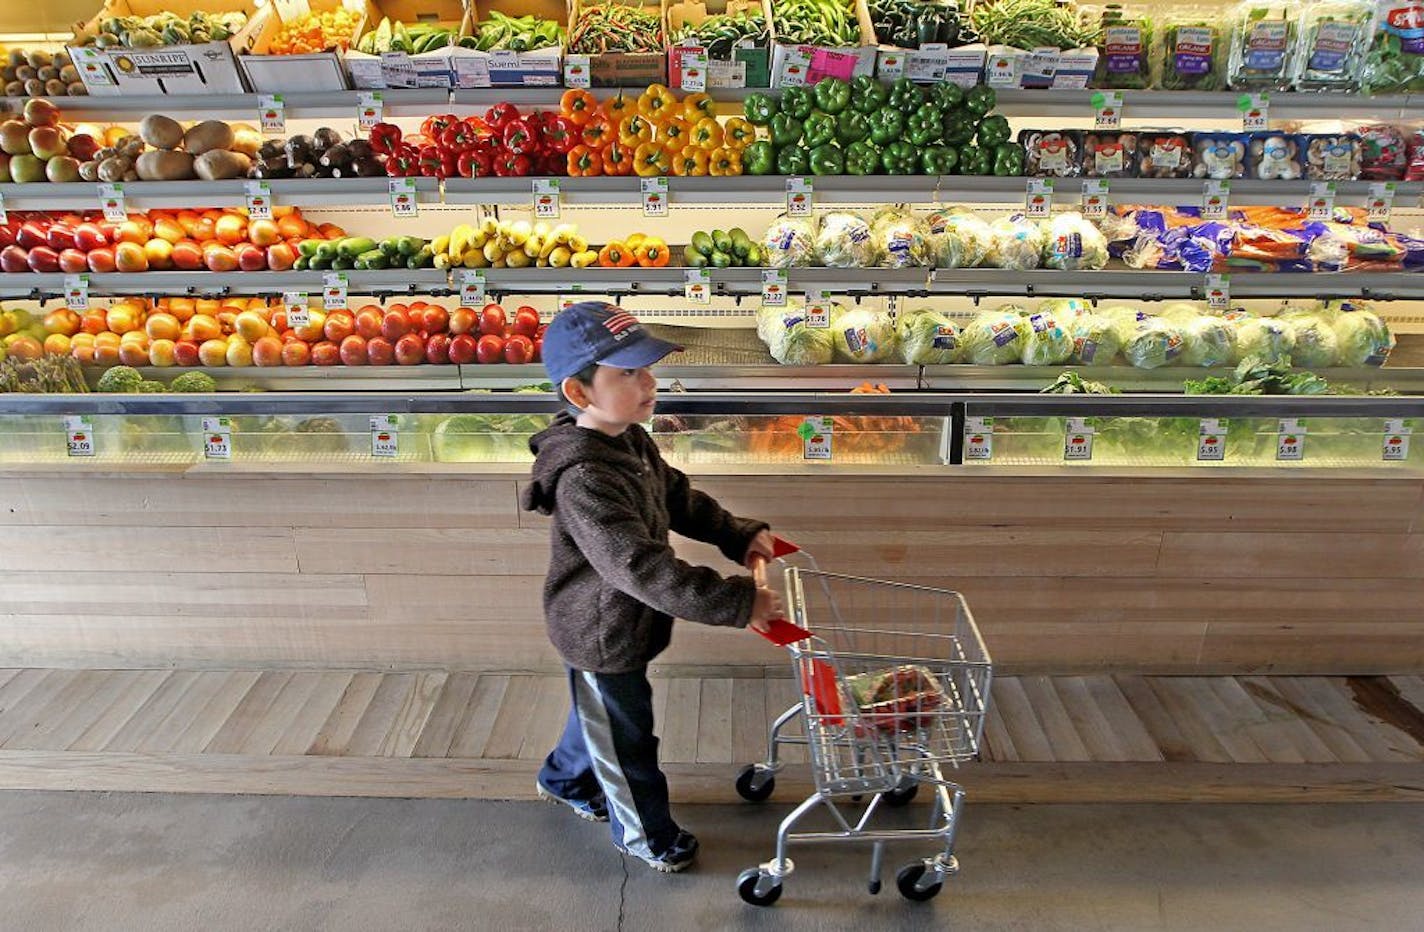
[{"left": 748, "top": 538, "right": 812, "bottom": 646}]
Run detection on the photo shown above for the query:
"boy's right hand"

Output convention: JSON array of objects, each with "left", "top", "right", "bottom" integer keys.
[{"left": 749, "top": 586, "right": 784, "bottom": 633}]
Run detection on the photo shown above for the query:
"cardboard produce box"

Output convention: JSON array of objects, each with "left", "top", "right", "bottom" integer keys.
[
  {"left": 562, "top": 0, "right": 666, "bottom": 87},
  {"left": 67, "top": 0, "right": 265, "bottom": 96},
  {"left": 238, "top": 0, "right": 377, "bottom": 92},
  {"left": 453, "top": 0, "right": 565, "bottom": 88},
  {"left": 665, "top": 0, "right": 771, "bottom": 89},
  {"left": 768, "top": 0, "right": 876, "bottom": 87},
  {"left": 346, "top": 0, "right": 471, "bottom": 88}
]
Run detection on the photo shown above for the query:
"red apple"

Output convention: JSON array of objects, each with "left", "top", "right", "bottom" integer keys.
[
  {"left": 448, "top": 333, "right": 478, "bottom": 365},
  {"left": 476, "top": 333, "right": 506, "bottom": 364},
  {"left": 425, "top": 333, "right": 451, "bottom": 365},
  {"left": 479, "top": 304, "right": 507, "bottom": 336},
  {"left": 73, "top": 222, "right": 108, "bottom": 252},
  {"left": 26, "top": 246, "right": 59, "bottom": 273},
  {"left": 281, "top": 341, "right": 311, "bottom": 366},
  {"left": 171, "top": 240, "right": 204, "bottom": 271},
  {"left": 67, "top": 133, "right": 100, "bottom": 163},
  {"left": 173, "top": 339, "right": 201, "bottom": 367},
  {"left": 504, "top": 334, "right": 535, "bottom": 365},
  {"left": 86, "top": 247, "right": 117, "bottom": 274},
  {"left": 366, "top": 336, "right": 394, "bottom": 366},
  {"left": 512, "top": 307, "right": 540, "bottom": 338},
  {"left": 339, "top": 334, "right": 368, "bottom": 366},
  {"left": 235, "top": 243, "right": 267, "bottom": 272},
  {"left": 46, "top": 223, "right": 76, "bottom": 252},
  {"left": 420, "top": 306, "right": 449, "bottom": 334},
  {"left": 533, "top": 337, "right": 542, "bottom": 362},
  {"left": 393, "top": 332, "right": 426, "bottom": 366},
  {"left": 380, "top": 308, "right": 411, "bottom": 341},
  {"left": 58, "top": 248, "right": 88, "bottom": 274},
  {"left": 16, "top": 221, "right": 47, "bottom": 250},
  {"left": 311, "top": 340, "right": 341, "bottom": 366},
  {"left": 449, "top": 307, "right": 477, "bottom": 335},
  {"left": 354, "top": 306, "right": 383, "bottom": 340},
  {"left": 0, "top": 244, "right": 27, "bottom": 273}
]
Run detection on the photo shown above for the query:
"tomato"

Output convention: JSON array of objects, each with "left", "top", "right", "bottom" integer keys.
[
  {"left": 476, "top": 333, "right": 506, "bottom": 364},
  {"left": 511, "top": 307, "right": 540, "bottom": 339},
  {"left": 479, "top": 303, "right": 507, "bottom": 336},
  {"left": 504, "top": 334, "right": 534, "bottom": 365}
]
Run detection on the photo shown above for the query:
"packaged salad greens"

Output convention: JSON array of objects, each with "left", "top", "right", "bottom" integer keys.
[
  {"left": 1360, "top": 0, "right": 1424, "bottom": 95},
  {"left": 1095, "top": 5, "right": 1154, "bottom": 89},
  {"left": 1228, "top": 1, "right": 1301, "bottom": 91},
  {"left": 1293, "top": 0, "right": 1373, "bottom": 90},
  {"left": 1155, "top": 16, "right": 1227, "bottom": 90}
]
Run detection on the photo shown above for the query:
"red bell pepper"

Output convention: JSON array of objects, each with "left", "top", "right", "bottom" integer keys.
[
  {"left": 384, "top": 143, "right": 421, "bottom": 177},
  {"left": 534, "top": 112, "right": 577, "bottom": 154},
  {"left": 418, "top": 144, "right": 458, "bottom": 179},
  {"left": 533, "top": 151, "right": 567, "bottom": 176},
  {"left": 368, "top": 122, "right": 403, "bottom": 157},
  {"left": 457, "top": 149, "right": 496, "bottom": 178},
  {"left": 493, "top": 150, "right": 532, "bottom": 176},
  {"left": 485, "top": 102, "right": 521, "bottom": 131},
  {"left": 501, "top": 118, "right": 539, "bottom": 155},
  {"left": 440, "top": 121, "right": 489, "bottom": 153},
  {"left": 420, "top": 114, "right": 460, "bottom": 140}
]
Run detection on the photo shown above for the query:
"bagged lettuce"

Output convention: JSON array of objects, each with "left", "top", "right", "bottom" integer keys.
[
  {"left": 1041, "top": 212, "right": 1110, "bottom": 271},
  {"left": 1036, "top": 298, "right": 1090, "bottom": 321},
  {"left": 985, "top": 214, "right": 1047, "bottom": 270},
  {"left": 961, "top": 310, "right": 1031, "bottom": 365},
  {"left": 1233, "top": 316, "right": 1296, "bottom": 364},
  {"left": 762, "top": 217, "right": 817, "bottom": 268},
  {"left": 1021, "top": 311, "right": 1075, "bottom": 365},
  {"left": 1279, "top": 310, "right": 1340, "bottom": 367},
  {"left": 897, "top": 308, "right": 963, "bottom": 364},
  {"left": 1122, "top": 318, "right": 1186, "bottom": 368},
  {"left": 1102, "top": 304, "right": 1149, "bottom": 343},
  {"left": 926, "top": 209, "right": 992, "bottom": 268},
  {"left": 1179, "top": 315, "right": 1236, "bottom": 367},
  {"left": 768, "top": 314, "right": 836, "bottom": 366},
  {"left": 1332, "top": 307, "right": 1394, "bottom": 366},
  {"left": 832, "top": 308, "right": 897, "bottom": 363},
  {"left": 870, "top": 208, "right": 931, "bottom": 268},
  {"left": 1069, "top": 313, "right": 1123, "bottom": 364},
  {"left": 815, "top": 211, "right": 875, "bottom": 267}
]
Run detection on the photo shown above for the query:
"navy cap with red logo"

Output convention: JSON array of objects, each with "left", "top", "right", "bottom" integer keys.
[{"left": 541, "top": 301, "right": 683, "bottom": 384}]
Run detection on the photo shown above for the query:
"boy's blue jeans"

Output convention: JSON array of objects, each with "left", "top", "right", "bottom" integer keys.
[{"left": 539, "top": 666, "right": 680, "bottom": 859}]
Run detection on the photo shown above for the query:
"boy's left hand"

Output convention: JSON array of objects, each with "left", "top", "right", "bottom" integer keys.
[{"left": 744, "top": 529, "right": 776, "bottom": 568}]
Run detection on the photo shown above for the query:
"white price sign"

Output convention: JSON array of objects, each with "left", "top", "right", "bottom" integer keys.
[
  {"left": 1091, "top": 91, "right": 1123, "bottom": 129},
  {"left": 1197, "top": 418, "right": 1226, "bottom": 461},
  {"left": 64, "top": 415, "right": 94, "bottom": 458},
  {"left": 804, "top": 289, "right": 830, "bottom": 328},
  {"left": 1081, "top": 179, "right": 1109, "bottom": 220},
  {"left": 1202, "top": 180, "right": 1230, "bottom": 221},
  {"left": 322, "top": 273, "right": 348, "bottom": 311},
  {"left": 1276, "top": 418, "right": 1306, "bottom": 461},
  {"left": 1383, "top": 419, "right": 1412, "bottom": 462},
  {"left": 786, "top": 177, "right": 813, "bottom": 217},
  {"left": 799, "top": 417, "right": 832, "bottom": 460},
  {"left": 202, "top": 417, "right": 233, "bottom": 460},
  {"left": 1063, "top": 417, "right": 1095, "bottom": 461},
  {"left": 357, "top": 91, "right": 383, "bottom": 130},
  {"left": 460, "top": 270, "right": 486, "bottom": 306},
  {"left": 641, "top": 176, "right": 668, "bottom": 217},
  {"left": 1205, "top": 274, "right": 1230, "bottom": 311},
  {"left": 964, "top": 416, "right": 993, "bottom": 461},
  {"left": 1367, "top": 182, "right": 1396, "bottom": 223},
  {"left": 684, "top": 268, "right": 710, "bottom": 304},
  {"left": 1025, "top": 178, "right": 1053, "bottom": 218},
  {"left": 679, "top": 47, "right": 709, "bottom": 92},
  {"left": 98, "top": 183, "right": 126, "bottom": 222},
  {"left": 761, "top": 269, "right": 787, "bottom": 307},
  {"left": 563, "top": 54, "right": 591, "bottom": 88},
  {"left": 370, "top": 415, "right": 399, "bottom": 458},
  {"left": 1239, "top": 93, "right": 1269, "bottom": 131},
  {"left": 1306, "top": 181, "right": 1336, "bottom": 221},
  {"left": 388, "top": 177, "right": 418, "bottom": 218},
  {"left": 284, "top": 291, "right": 310, "bottom": 328},
  {"left": 533, "top": 179, "right": 561, "bottom": 219},
  {"left": 64, "top": 274, "right": 89, "bottom": 311},
  {"left": 259, "top": 94, "right": 286, "bottom": 134},
  {"left": 244, "top": 180, "right": 272, "bottom": 220}
]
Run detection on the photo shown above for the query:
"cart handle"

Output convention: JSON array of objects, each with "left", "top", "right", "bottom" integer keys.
[{"left": 748, "top": 537, "right": 812, "bottom": 645}]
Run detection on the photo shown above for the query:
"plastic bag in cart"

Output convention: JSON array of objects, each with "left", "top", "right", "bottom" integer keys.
[{"left": 841, "top": 664, "right": 950, "bottom": 731}]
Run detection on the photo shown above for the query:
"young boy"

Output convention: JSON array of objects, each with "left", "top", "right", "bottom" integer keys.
[{"left": 521, "top": 301, "right": 783, "bottom": 874}]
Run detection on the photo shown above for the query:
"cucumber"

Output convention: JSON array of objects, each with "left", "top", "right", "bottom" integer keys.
[
  {"left": 372, "top": 17, "right": 392, "bottom": 53},
  {"left": 355, "top": 249, "right": 388, "bottom": 270},
  {"left": 337, "top": 236, "right": 377, "bottom": 260},
  {"left": 392, "top": 22, "right": 412, "bottom": 53}
]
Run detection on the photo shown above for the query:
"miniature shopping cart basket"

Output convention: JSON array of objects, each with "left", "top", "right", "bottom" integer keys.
[{"left": 735, "top": 538, "right": 993, "bottom": 907}]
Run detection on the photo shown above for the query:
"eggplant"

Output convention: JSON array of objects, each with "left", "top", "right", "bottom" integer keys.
[
  {"left": 258, "top": 139, "right": 285, "bottom": 161},
  {"left": 251, "top": 155, "right": 294, "bottom": 179},
  {"left": 346, "top": 138, "right": 374, "bottom": 161},
  {"left": 284, "top": 134, "right": 314, "bottom": 168},
  {"left": 312, "top": 126, "right": 343, "bottom": 150},
  {"left": 352, "top": 156, "right": 386, "bottom": 177},
  {"left": 318, "top": 144, "right": 351, "bottom": 170}
]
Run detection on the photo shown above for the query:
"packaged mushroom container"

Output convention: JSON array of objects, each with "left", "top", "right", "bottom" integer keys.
[
  {"left": 1302, "top": 134, "right": 1362, "bottom": 180},
  {"left": 1248, "top": 132, "right": 1304, "bottom": 180},
  {"left": 1019, "top": 130, "right": 1084, "bottom": 178},
  {"left": 1191, "top": 132, "right": 1250, "bottom": 179},
  {"left": 1136, "top": 131, "right": 1196, "bottom": 178},
  {"left": 1083, "top": 132, "right": 1140, "bottom": 178}
]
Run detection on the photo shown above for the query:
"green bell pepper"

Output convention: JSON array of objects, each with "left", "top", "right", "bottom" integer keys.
[
  {"left": 779, "top": 86, "right": 814, "bottom": 121},
  {"left": 802, "top": 111, "right": 837, "bottom": 149},
  {"left": 904, "top": 104, "right": 943, "bottom": 147},
  {"left": 881, "top": 141, "right": 919, "bottom": 175},
  {"left": 965, "top": 84, "right": 996, "bottom": 117},
  {"left": 887, "top": 77, "right": 926, "bottom": 114},
  {"left": 776, "top": 145, "right": 811, "bottom": 176},
  {"left": 958, "top": 144, "right": 991, "bottom": 175},
  {"left": 812, "top": 77, "right": 850, "bottom": 115},
  {"left": 928, "top": 82, "right": 965, "bottom": 112},
  {"left": 743, "top": 93, "right": 778, "bottom": 126},
  {"left": 835, "top": 110, "right": 870, "bottom": 145},
  {"left": 920, "top": 145, "right": 958, "bottom": 175},
  {"left": 809, "top": 143, "right": 845, "bottom": 176},
  {"left": 942, "top": 110, "right": 977, "bottom": 146},
  {"left": 743, "top": 140, "right": 776, "bottom": 175},
  {"left": 769, "top": 113, "right": 804, "bottom": 148},
  {"left": 850, "top": 75, "right": 889, "bottom": 114},
  {"left": 845, "top": 139, "right": 882, "bottom": 175},
  {"left": 993, "top": 142, "right": 1025, "bottom": 177},
  {"left": 976, "top": 114, "right": 1011, "bottom": 149},
  {"left": 867, "top": 108, "right": 904, "bottom": 146}
]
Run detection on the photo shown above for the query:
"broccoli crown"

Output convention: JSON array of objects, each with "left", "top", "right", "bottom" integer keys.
[
  {"left": 137, "top": 380, "right": 167, "bottom": 394},
  {"left": 95, "top": 366, "right": 144, "bottom": 393},
  {"left": 169, "top": 372, "right": 218, "bottom": 394}
]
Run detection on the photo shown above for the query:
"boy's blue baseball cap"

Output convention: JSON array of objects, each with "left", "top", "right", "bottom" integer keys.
[{"left": 541, "top": 301, "right": 683, "bottom": 384}]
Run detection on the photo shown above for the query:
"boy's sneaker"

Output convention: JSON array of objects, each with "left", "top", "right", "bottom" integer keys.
[
  {"left": 617, "top": 830, "right": 699, "bottom": 873},
  {"left": 535, "top": 779, "right": 608, "bottom": 822}
]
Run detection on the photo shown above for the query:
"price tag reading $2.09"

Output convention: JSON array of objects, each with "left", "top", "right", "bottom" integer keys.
[
  {"left": 202, "top": 417, "right": 232, "bottom": 460},
  {"left": 1383, "top": 419, "right": 1412, "bottom": 462},
  {"left": 1197, "top": 418, "right": 1226, "bottom": 461},
  {"left": 65, "top": 415, "right": 94, "bottom": 457},
  {"left": 786, "top": 177, "right": 812, "bottom": 217},
  {"left": 371, "top": 416, "right": 399, "bottom": 458},
  {"left": 1276, "top": 418, "right": 1305, "bottom": 461},
  {"left": 964, "top": 416, "right": 993, "bottom": 461},
  {"left": 1063, "top": 417, "right": 1095, "bottom": 461},
  {"left": 761, "top": 269, "right": 787, "bottom": 306},
  {"left": 804, "top": 289, "right": 830, "bottom": 328},
  {"left": 799, "top": 417, "right": 832, "bottom": 460},
  {"left": 284, "top": 291, "right": 310, "bottom": 329}
]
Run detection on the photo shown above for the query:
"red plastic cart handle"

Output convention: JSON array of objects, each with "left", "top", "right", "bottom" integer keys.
[{"left": 749, "top": 537, "right": 811, "bottom": 645}]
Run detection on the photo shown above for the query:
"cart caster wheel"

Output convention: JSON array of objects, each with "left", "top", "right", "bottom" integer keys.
[
  {"left": 737, "top": 868, "right": 783, "bottom": 907},
  {"left": 868, "top": 880, "right": 882, "bottom": 895},
  {"left": 884, "top": 782, "right": 919, "bottom": 807},
  {"left": 896, "top": 863, "right": 944, "bottom": 902},
  {"left": 735, "top": 764, "right": 775, "bottom": 802}
]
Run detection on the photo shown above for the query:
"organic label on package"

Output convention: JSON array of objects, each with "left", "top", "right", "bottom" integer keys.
[
  {"left": 1244, "top": 22, "right": 1290, "bottom": 72},
  {"left": 1174, "top": 26, "right": 1214, "bottom": 75},
  {"left": 1309, "top": 21, "right": 1361, "bottom": 72},
  {"left": 1104, "top": 26, "right": 1145, "bottom": 73}
]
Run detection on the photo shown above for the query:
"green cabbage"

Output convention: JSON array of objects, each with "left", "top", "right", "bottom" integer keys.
[
  {"left": 1233, "top": 317, "right": 1295, "bottom": 365},
  {"left": 832, "top": 308, "right": 897, "bottom": 363},
  {"left": 1333, "top": 309, "right": 1393, "bottom": 367},
  {"left": 1020, "top": 311, "right": 1075, "bottom": 365},
  {"left": 1179, "top": 315, "right": 1235, "bottom": 367},
  {"left": 896, "top": 308, "right": 962, "bottom": 364},
  {"left": 814, "top": 211, "right": 875, "bottom": 267},
  {"left": 961, "top": 310, "right": 1030, "bottom": 365},
  {"left": 768, "top": 317, "right": 835, "bottom": 366},
  {"left": 1069, "top": 314, "right": 1123, "bottom": 365},
  {"left": 1122, "top": 318, "right": 1186, "bottom": 369}
]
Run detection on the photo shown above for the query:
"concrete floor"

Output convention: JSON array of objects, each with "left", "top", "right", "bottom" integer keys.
[{"left": 1, "top": 791, "right": 1421, "bottom": 931}]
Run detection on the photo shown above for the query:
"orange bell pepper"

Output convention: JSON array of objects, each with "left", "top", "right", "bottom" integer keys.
[
  {"left": 636, "top": 83, "right": 678, "bottom": 122},
  {"left": 617, "top": 114, "right": 655, "bottom": 148},
  {"left": 566, "top": 144, "right": 604, "bottom": 176},
  {"left": 598, "top": 241, "right": 637, "bottom": 268},
  {"left": 602, "top": 90, "right": 635, "bottom": 123},
  {"left": 682, "top": 92, "right": 716, "bottom": 123},
  {"left": 602, "top": 141, "right": 634, "bottom": 176},
  {"left": 657, "top": 116, "right": 692, "bottom": 149},
  {"left": 722, "top": 117, "right": 756, "bottom": 151},
  {"left": 559, "top": 89, "right": 600, "bottom": 126},
  {"left": 635, "top": 236, "right": 670, "bottom": 267},
  {"left": 708, "top": 146, "right": 743, "bottom": 177},
  {"left": 672, "top": 146, "right": 710, "bottom": 176},
  {"left": 633, "top": 141, "right": 672, "bottom": 177},
  {"left": 581, "top": 118, "right": 614, "bottom": 149},
  {"left": 689, "top": 117, "right": 723, "bottom": 150}
]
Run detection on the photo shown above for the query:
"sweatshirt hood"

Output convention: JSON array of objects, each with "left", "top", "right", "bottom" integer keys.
[{"left": 522, "top": 412, "right": 644, "bottom": 515}]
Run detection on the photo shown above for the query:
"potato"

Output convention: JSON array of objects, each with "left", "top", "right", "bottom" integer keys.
[
  {"left": 139, "top": 114, "right": 184, "bottom": 150},
  {"left": 97, "top": 156, "right": 129, "bottom": 182},
  {"left": 136, "top": 149, "right": 196, "bottom": 181},
  {"left": 183, "top": 120, "right": 235, "bottom": 156},
  {"left": 193, "top": 149, "right": 251, "bottom": 181},
  {"left": 230, "top": 125, "right": 262, "bottom": 158}
]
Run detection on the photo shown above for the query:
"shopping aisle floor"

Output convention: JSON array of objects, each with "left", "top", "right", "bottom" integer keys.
[{"left": 2, "top": 791, "right": 1421, "bottom": 932}]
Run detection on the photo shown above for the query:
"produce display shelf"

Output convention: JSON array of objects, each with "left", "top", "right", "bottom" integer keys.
[
  {"left": 927, "top": 268, "right": 1424, "bottom": 301},
  {"left": 0, "top": 269, "right": 450, "bottom": 299},
  {"left": 91, "top": 364, "right": 465, "bottom": 393},
  {"left": 443, "top": 175, "right": 943, "bottom": 206},
  {"left": 475, "top": 266, "right": 932, "bottom": 296},
  {"left": 0, "top": 178, "right": 442, "bottom": 212},
  {"left": 921, "top": 364, "right": 1424, "bottom": 393},
  {"left": 0, "top": 90, "right": 452, "bottom": 123}
]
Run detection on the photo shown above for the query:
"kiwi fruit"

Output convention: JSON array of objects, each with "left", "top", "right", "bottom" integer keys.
[
  {"left": 24, "top": 78, "right": 44, "bottom": 96},
  {"left": 25, "top": 50, "right": 47, "bottom": 69},
  {"left": 4, "top": 81, "right": 21, "bottom": 96},
  {"left": 37, "top": 66, "right": 57, "bottom": 82},
  {"left": 45, "top": 79, "right": 66, "bottom": 96},
  {"left": 68, "top": 82, "right": 88, "bottom": 96},
  {"left": 15, "top": 65, "right": 35, "bottom": 81}
]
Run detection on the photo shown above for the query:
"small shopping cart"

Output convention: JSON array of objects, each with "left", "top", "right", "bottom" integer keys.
[{"left": 734, "top": 538, "right": 993, "bottom": 907}]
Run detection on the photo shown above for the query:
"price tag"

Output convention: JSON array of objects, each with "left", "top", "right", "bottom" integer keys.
[
  {"left": 1367, "top": 182, "right": 1396, "bottom": 223},
  {"left": 380, "top": 51, "right": 419, "bottom": 88},
  {"left": 558, "top": 296, "right": 577, "bottom": 313},
  {"left": 65, "top": 415, "right": 94, "bottom": 458},
  {"left": 798, "top": 417, "right": 832, "bottom": 460},
  {"left": 202, "top": 417, "right": 233, "bottom": 461},
  {"left": 64, "top": 274, "right": 89, "bottom": 311},
  {"left": 1306, "top": 181, "right": 1336, "bottom": 221},
  {"left": 1238, "top": 93, "right": 1269, "bottom": 131},
  {"left": 761, "top": 269, "right": 787, "bottom": 307},
  {"left": 964, "top": 416, "right": 993, "bottom": 461},
  {"left": 1197, "top": 418, "right": 1226, "bottom": 461},
  {"left": 1205, "top": 274, "right": 1230, "bottom": 311},
  {"left": 460, "top": 270, "right": 487, "bottom": 306},
  {"left": 322, "top": 273, "right": 348, "bottom": 311},
  {"left": 388, "top": 177, "right": 418, "bottom": 218},
  {"left": 804, "top": 289, "right": 830, "bottom": 328},
  {"left": 1063, "top": 417, "right": 1095, "bottom": 461},
  {"left": 0, "top": 191, "right": 7, "bottom": 224},
  {"left": 641, "top": 176, "right": 668, "bottom": 217},
  {"left": 1081, "top": 179, "right": 1109, "bottom": 220},
  {"left": 1091, "top": 91, "right": 1123, "bottom": 130},
  {"left": 684, "top": 268, "right": 710, "bottom": 304},
  {"left": 563, "top": 54, "right": 591, "bottom": 88},
  {"left": 786, "top": 177, "right": 813, "bottom": 217},
  {"left": 1202, "top": 180, "right": 1230, "bottom": 221},
  {"left": 357, "top": 91, "right": 383, "bottom": 130},
  {"left": 258, "top": 94, "right": 286, "bottom": 135},
  {"left": 284, "top": 291, "right": 310, "bottom": 328},
  {"left": 98, "top": 183, "right": 126, "bottom": 223},
  {"left": 679, "top": 48, "right": 709, "bottom": 92},
  {"left": 533, "top": 179, "right": 561, "bottom": 219},
  {"left": 1383, "top": 419, "right": 1412, "bottom": 462},
  {"left": 1025, "top": 178, "right": 1053, "bottom": 218},
  {"left": 1276, "top": 418, "right": 1305, "bottom": 461},
  {"left": 244, "top": 180, "right": 272, "bottom": 220},
  {"left": 877, "top": 50, "right": 906, "bottom": 79},
  {"left": 370, "top": 415, "right": 399, "bottom": 458}
]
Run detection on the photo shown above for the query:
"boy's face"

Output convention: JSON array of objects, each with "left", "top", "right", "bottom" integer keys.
[{"left": 565, "top": 364, "right": 657, "bottom": 434}]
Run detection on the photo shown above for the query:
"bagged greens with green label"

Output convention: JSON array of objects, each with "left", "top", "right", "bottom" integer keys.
[
  {"left": 1228, "top": 0, "right": 1302, "bottom": 90},
  {"left": 1293, "top": 0, "right": 1372, "bottom": 90},
  {"left": 1360, "top": 0, "right": 1424, "bottom": 94}
]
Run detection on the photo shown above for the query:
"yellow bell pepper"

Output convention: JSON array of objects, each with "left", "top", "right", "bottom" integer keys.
[
  {"left": 672, "top": 146, "right": 710, "bottom": 176},
  {"left": 616, "top": 114, "right": 655, "bottom": 148},
  {"left": 682, "top": 92, "right": 716, "bottom": 123},
  {"left": 633, "top": 141, "right": 672, "bottom": 177},
  {"left": 689, "top": 117, "right": 724, "bottom": 150},
  {"left": 658, "top": 116, "right": 692, "bottom": 149},
  {"left": 722, "top": 117, "right": 757, "bottom": 151},
  {"left": 708, "top": 147, "right": 743, "bottom": 177},
  {"left": 637, "top": 84, "right": 679, "bottom": 122}
]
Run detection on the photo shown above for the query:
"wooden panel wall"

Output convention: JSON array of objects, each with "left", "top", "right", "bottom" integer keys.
[{"left": 1, "top": 470, "right": 1421, "bottom": 674}]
